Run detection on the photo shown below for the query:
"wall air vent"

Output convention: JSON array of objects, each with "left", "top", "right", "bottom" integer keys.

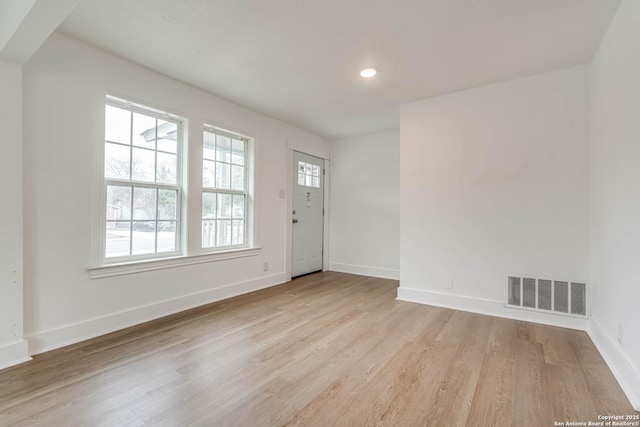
[{"left": 506, "top": 276, "right": 588, "bottom": 318}]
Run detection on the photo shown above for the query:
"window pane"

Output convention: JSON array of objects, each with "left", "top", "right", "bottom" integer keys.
[
  {"left": 304, "top": 163, "right": 312, "bottom": 174},
  {"left": 106, "top": 185, "right": 131, "bottom": 221},
  {"left": 298, "top": 162, "right": 304, "bottom": 174},
  {"left": 105, "top": 143, "right": 130, "bottom": 180},
  {"left": 231, "top": 139, "right": 245, "bottom": 165},
  {"left": 297, "top": 173, "right": 305, "bottom": 186},
  {"left": 157, "top": 152, "right": 177, "bottom": 184},
  {"left": 202, "top": 219, "right": 216, "bottom": 248},
  {"left": 157, "top": 120, "right": 178, "bottom": 153},
  {"left": 158, "top": 189, "right": 177, "bottom": 220},
  {"left": 217, "top": 219, "right": 231, "bottom": 246},
  {"left": 312, "top": 177, "right": 319, "bottom": 188},
  {"left": 133, "top": 187, "right": 156, "bottom": 220},
  {"left": 103, "top": 99, "right": 184, "bottom": 261},
  {"left": 106, "top": 221, "right": 130, "bottom": 258},
  {"left": 216, "top": 162, "right": 230, "bottom": 189},
  {"left": 132, "top": 112, "right": 156, "bottom": 149},
  {"left": 305, "top": 174, "right": 312, "bottom": 187},
  {"left": 312, "top": 165, "right": 320, "bottom": 177},
  {"left": 105, "top": 105, "right": 131, "bottom": 144},
  {"left": 216, "top": 135, "right": 231, "bottom": 162},
  {"left": 217, "top": 193, "right": 232, "bottom": 219},
  {"left": 132, "top": 147, "right": 155, "bottom": 182},
  {"left": 232, "top": 219, "right": 244, "bottom": 245},
  {"left": 231, "top": 165, "right": 244, "bottom": 191},
  {"left": 203, "top": 160, "right": 215, "bottom": 188},
  {"left": 232, "top": 195, "right": 245, "bottom": 219},
  {"left": 157, "top": 221, "right": 176, "bottom": 253},
  {"left": 203, "top": 132, "right": 216, "bottom": 160},
  {"left": 132, "top": 222, "right": 156, "bottom": 255},
  {"left": 202, "top": 193, "right": 217, "bottom": 218}
]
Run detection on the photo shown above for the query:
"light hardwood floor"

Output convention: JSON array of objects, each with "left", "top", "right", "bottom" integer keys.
[{"left": 0, "top": 272, "right": 635, "bottom": 426}]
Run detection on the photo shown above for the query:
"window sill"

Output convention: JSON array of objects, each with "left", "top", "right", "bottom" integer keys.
[{"left": 87, "top": 247, "right": 261, "bottom": 279}]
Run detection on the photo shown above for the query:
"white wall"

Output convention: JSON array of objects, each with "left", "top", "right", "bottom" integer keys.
[
  {"left": 22, "top": 33, "right": 327, "bottom": 354},
  {"left": 589, "top": 0, "right": 640, "bottom": 410},
  {"left": 398, "top": 66, "right": 591, "bottom": 329},
  {"left": 0, "top": 59, "right": 29, "bottom": 369},
  {"left": 328, "top": 130, "right": 399, "bottom": 279}
]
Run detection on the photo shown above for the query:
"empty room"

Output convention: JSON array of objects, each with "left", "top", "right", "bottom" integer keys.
[{"left": 1, "top": 0, "right": 639, "bottom": 425}]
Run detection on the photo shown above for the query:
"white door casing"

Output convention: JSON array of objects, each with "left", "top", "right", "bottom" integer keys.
[{"left": 292, "top": 151, "right": 324, "bottom": 277}]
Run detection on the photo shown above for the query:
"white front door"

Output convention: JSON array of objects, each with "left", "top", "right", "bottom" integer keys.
[{"left": 292, "top": 151, "right": 324, "bottom": 277}]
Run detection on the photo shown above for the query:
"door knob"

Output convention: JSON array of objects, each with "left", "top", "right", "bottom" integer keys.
[{"left": 292, "top": 219, "right": 298, "bottom": 223}]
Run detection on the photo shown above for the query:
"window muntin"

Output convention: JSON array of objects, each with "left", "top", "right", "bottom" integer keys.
[
  {"left": 297, "top": 161, "right": 321, "bottom": 188},
  {"left": 202, "top": 127, "right": 248, "bottom": 249},
  {"left": 104, "top": 99, "right": 182, "bottom": 260}
]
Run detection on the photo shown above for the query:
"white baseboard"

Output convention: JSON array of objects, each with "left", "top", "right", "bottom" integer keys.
[
  {"left": 0, "top": 339, "right": 31, "bottom": 370},
  {"left": 588, "top": 318, "right": 640, "bottom": 411},
  {"left": 329, "top": 262, "right": 400, "bottom": 280},
  {"left": 396, "top": 287, "right": 590, "bottom": 331},
  {"left": 28, "top": 272, "right": 287, "bottom": 355}
]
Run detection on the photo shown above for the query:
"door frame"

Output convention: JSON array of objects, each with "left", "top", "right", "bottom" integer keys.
[{"left": 285, "top": 144, "right": 330, "bottom": 282}]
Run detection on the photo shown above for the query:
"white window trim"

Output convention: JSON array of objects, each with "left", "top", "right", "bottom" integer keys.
[
  {"left": 101, "top": 96, "right": 184, "bottom": 262},
  {"left": 87, "top": 247, "right": 261, "bottom": 279},
  {"left": 201, "top": 124, "right": 255, "bottom": 253},
  {"left": 89, "top": 94, "right": 260, "bottom": 278}
]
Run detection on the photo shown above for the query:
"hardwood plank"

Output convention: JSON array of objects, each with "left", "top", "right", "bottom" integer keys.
[{"left": 0, "top": 271, "right": 635, "bottom": 426}]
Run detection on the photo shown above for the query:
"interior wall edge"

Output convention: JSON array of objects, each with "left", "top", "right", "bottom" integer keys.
[{"left": 588, "top": 317, "right": 640, "bottom": 411}]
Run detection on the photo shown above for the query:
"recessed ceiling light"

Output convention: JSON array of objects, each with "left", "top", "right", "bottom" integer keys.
[{"left": 360, "top": 68, "right": 377, "bottom": 78}]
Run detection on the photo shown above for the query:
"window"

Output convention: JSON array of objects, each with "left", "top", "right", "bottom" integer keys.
[
  {"left": 202, "top": 127, "right": 248, "bottom": 249},
  {"left": 96, "top": 95, "right": 257, "bottom": 273},
  {"left": 103, "top": 98, "right": 182, "bottom": 260},
  {"left": 297, "top": 161, "right": 321, "bottom": 188}
]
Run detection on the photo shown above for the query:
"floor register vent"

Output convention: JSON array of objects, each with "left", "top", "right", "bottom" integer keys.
[{"left": 506, "top": 276, "right": 588, "bottom": 318}]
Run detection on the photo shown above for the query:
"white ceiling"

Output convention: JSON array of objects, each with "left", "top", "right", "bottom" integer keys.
[{"left": 57, "top": 0, "right": 620, "bottom": 140}]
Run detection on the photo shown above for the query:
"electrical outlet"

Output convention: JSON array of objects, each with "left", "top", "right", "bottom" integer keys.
[
  {"left": 618, "top": 323, "right": 623, "bottom": 345},
  {"left": 446, "top": 278, "right": 453, "bottom": 289},
  {"left": 263, "top": 262, "right": 269, "bottom": 272}
]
